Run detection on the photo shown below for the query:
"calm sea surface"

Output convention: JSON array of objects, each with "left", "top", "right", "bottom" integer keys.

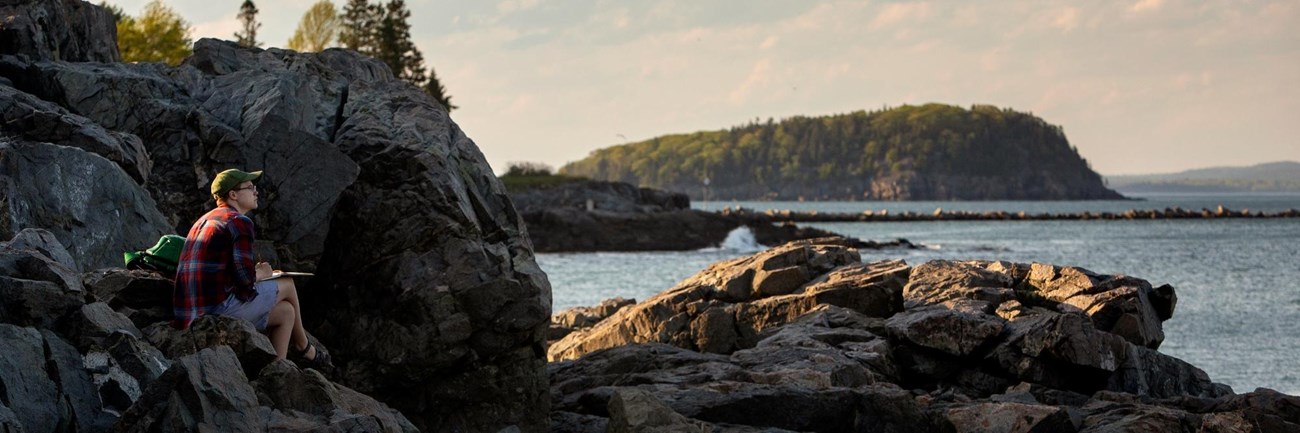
[{"left": 537, "top": 193, "right": 1300, "bottom": 395}]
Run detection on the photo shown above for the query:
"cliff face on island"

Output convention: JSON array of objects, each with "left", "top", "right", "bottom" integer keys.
[
  {"left": 547, "top": 238, "right": 1300, "bottom": 432},
  {"left": 561, "top": 104, "right": 1125, "bottom": 201},
  {"left": 0, "top": 1, "right": 549, "bottom": 431}
]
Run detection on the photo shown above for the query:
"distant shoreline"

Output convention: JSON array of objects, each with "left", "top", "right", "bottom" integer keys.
[{"left": 715, "top": 205, "right": 1300, "bottom": 222}]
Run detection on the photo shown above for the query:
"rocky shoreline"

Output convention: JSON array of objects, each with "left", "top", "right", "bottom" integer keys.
[
  {"left": 720, "top": 205, "right": 1300, "bottom": 222},
  {"left": 511, "top": 179, "right": 918, "bottom": 252},
  {"left": 546, "top": 238, "right": 1299, "bottom": 432}
]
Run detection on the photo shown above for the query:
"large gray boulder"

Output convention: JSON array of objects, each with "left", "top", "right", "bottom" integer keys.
[
  {"left": 0, "top": 228, "right": 87, "bottom": 329},
  {"left": 0, "top": 324, "right": 116, "bottom": 433},
  {"left": 0, "top": 84, "right": 150, "bottom": 183},
  {"left": 0, "top": 140, "right": 170, "bottom": 271},
  {"left": 0, "top": 0, "right": 119, "bottom": 63},
  {"left": 83, "top": 267, "right": 173, "bottom": 329}
]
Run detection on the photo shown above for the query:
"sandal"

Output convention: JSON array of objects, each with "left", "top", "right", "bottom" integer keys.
[{"left": 290, "top": 342, "right": 334, "bottom": 370}]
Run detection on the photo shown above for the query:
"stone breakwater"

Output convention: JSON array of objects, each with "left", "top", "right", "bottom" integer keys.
[
  {"left": 546, "top": 237, "right": 1299, "bottom": 432},
  {"left": 721, "top": 205, "right": 1300, "bottom": 223}
]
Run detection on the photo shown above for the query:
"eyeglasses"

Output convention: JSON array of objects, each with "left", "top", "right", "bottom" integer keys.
[{"left": 230, "top": 185, "right": 257, "bottom": 193}]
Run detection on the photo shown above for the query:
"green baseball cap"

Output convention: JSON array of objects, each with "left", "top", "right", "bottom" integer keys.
[{"left": 211, "top": 168, "right": 263, "bottom": 197}]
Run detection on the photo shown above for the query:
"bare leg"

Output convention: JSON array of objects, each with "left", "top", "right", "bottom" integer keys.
[
  {"left": 275, "top": 278, "right": 315, "bottom": 359},
  {"left": 266, "top": 301, "right": 295, "bottom": 360}
]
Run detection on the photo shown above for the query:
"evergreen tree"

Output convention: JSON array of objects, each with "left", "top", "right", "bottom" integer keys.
[
  {"left": 116, "top": 0, "right": 193, "bottom": 65},
  {"left": 234, "top": 0, "right": 262, "bottom": 48},
  {"left": 98, "top": 1, "right": 126, "bottom": 22},
  {"left": 339, "top": 0, "right": 457, "bottom": 111},
  {"left": 339, "top": 0, "right": 379, "bottom": 54},
  {"left": 375, "top": 0, "right": 424, "bottom": 83},
  {"left": 423, "top": 67, "right": 456, "bottom": 111}
]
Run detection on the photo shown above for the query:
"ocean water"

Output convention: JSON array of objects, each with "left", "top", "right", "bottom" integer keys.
[{"left": 537, "top": 193, "right": 1300, "bottom": 395}]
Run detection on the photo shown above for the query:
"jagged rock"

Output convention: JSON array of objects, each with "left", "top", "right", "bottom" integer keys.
[
  {"left": 4, "top": 227, "right": 78, "bottom": 270},
  {"left": 0, "top": 231, "right": 85, "bottom": 329},
  {"left": 905, "top": 260, "right": 1018, "bottom": 309},
  {"left": 1207, "top": 388, "right": 1300, "bottom": 431},
  {"left": 0, "top": 324, "right": 64, "bottom": 433},
  {"left": 40, "top": 328, "right": 116, "bottom": 431},
  {"left": 142, "top": 315, "right": 279, "bottom": 379},
  {"left": 0, "top": 140, "right": 170, "bottom": 271},
  {"left": 60, "top": 301, "right": 142, "bottom": 351},
  {"left": 995, "top": 382, "right": 1090, "bottom": 407},
  {"left": 943, "top": 401, "right": 1076, "bottom": 433},
  {"left": 1077, "top": 401, "right": 1197, "bottom": 433},
  {"left": 0, "top": 0, "right": 120, "bottom": 62},
  {"left": 550, "top": 306, "right": 935, "bottom": 432},
  {"left": 607, "top": 388, "right": 711, "bottom": 433},
  {"left": 550, "top": 297, "right": 636, "bottom": 341},
  {"left": 907, "top": 260, "right": 1173, "bottom": 350},
  {"left": 548, "top": 240, "right": 900, "bottom": 361},
  {"left": 1021, "top": 263, "right": 1169, "bottom": 349},
  {"left": 113, "top": 346, "right": 266, "bottom": 432},
  {"left": 551, "top": 411, "right": 609, "bottom": 433},
  {"left": 0, "top": 83, "right": 149, "bottom": 183},
  {"left": 886, "top": 305, "right": 1005, "bottom": 357},
  {"left": 83, "top": 268, "right": 173, "bottom": 329},
  {"left": 83, "top": 332, "right": 170, "bottom": 414},
  {"left": 1108, "top": 344, "right": 1233, "bottom": 399},
  {"left": 0, "top": 324, "right": 115, "bottom": 433},
  {"left": 736, "top": 309, "right": 896, "bottom": 387},
  {"left": 252, "top": 360, "right": 418, "bottom": 432},
  {"left": 0, "top": 402, "right": 22, "bottom": 432}
]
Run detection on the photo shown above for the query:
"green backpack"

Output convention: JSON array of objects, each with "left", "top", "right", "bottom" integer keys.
[{"left": 124, "top": 235, "right": 185, "bottom": 276}]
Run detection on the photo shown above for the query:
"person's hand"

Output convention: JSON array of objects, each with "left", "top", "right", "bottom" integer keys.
[{"left": 255, "top": 262, "right": 273, "bottom": 280}]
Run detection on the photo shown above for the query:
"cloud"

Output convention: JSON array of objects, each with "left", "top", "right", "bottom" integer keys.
[
  {"left": 1130, "top": 0, "right": 1165, "bottom": 14},
  {"left": 1053, "top": 7, "right": 1080, "bottom": 32},
  {"left": 759, "top": 35, "right": 778, "bottom": 49},
  {"left": 729, "top": 59, "right": 772, "bottom": 104},
  {"left": 871, "top": 2, "right": 933, "bottom": 29},
  {"left": 497, "top": 0, "right": 542, "bottom": 14}
]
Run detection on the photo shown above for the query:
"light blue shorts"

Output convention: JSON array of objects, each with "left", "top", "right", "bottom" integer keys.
[{"left": 211, "top": 280, "right": 280, "bottom": 330}]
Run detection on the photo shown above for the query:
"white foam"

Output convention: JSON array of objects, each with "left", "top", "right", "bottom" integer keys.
[{"left": 706, "top": 226, "right": 766, "bottom": 253}]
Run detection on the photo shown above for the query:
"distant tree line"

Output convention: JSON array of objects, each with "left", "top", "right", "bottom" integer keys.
[
  {"left": 102, "top": 0, "right": 454, "bottom": 111},
  {"left": 560, "top": 104, "right": 1106, "bottom": 200}
]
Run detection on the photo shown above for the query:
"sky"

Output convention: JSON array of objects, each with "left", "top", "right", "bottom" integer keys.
[{"left": 104, "top": 0, "right": 1299, "bottom": 176}]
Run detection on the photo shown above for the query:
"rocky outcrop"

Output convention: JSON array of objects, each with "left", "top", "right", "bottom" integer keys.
[
  {"left": 549, "top": 238, "right": 1289, "bottom": 432},
  {"left": 548, "top": 239, "right": 909, "bottom": 361},
  {"left": 0, "top": 230, "right": 414, "bottom": 432},
  {"left": 0, "top": 140, "right": 171, "bottom": 271},
  {"left": 0, "top": 0, "right": 120, "bottom": 63},
  {"left": 1, "top": 1, "right": 550, "bottom": 431},
  {"left": 510, "top": 179, "right": 689, "bottom": 214},
  {"left": 550, "top": 297, "right": 636, "bottom": 341},
  {"left": 509, "top": 178, "right": 918, "bottom": 252}
]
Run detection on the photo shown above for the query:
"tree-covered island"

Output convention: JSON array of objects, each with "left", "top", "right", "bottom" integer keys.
[{"left": 560, "top": 103, "right": 1124, "bottom": 201}]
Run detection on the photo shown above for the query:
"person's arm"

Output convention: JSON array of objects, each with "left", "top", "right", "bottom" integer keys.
[{"left": 228, "top": 215, "right": 260, "bottom": 300}]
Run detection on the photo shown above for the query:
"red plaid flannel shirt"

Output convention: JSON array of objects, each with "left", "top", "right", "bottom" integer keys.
[{"left": 172, "top": 205, "right": 260, "bottom": 329}]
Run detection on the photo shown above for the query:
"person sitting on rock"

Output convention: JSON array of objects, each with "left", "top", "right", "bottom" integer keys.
[{"left": 172, "top": 168, "right": 331, "bottom": 369}]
